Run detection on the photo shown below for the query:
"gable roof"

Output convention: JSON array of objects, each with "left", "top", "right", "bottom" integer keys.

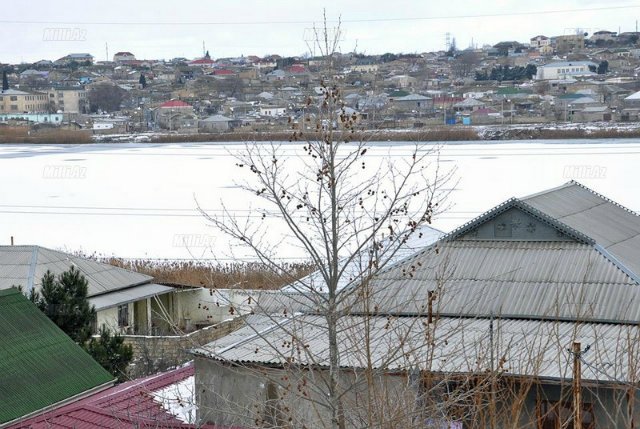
[
  {"left": 358, "top": 185, "right": 640, "bottom": 323},
  {"left": 0, "top": 245, "right": 153, "bottom": 297},
  {"left": 8, "top": 362, "right": 223, "bottom": 429},
  {"left": 194, "top": 313, "right": 640, "bottom": 384},
  {"left": 522, "top": 181, "right": 640, "bottom": 277},
  {"left": 200, "top": 114, "right": 233, "bottom": 122},
  {"left": 0, "top": 288, "right": 114, "bottom": 425},
  {"left": 625, "top": 90, "right": 640, "bottom": 100}
]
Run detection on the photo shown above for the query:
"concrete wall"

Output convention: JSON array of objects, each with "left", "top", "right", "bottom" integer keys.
[
  {"left": 124, "top": 317, "right": 244, "bottom": 377},
  {"left": 196, "top": 361, "right": 433, "bottom": 428},
  {"left": 174, "top": 288, "right": 258, "bottom": 328},
  {"left": 195, "top": 359, "right": 640, "bottom": 429}
]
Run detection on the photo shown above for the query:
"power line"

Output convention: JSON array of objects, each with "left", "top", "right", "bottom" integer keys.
[{"left": 0, "top": 6, "right": 637, "bottom": 26}]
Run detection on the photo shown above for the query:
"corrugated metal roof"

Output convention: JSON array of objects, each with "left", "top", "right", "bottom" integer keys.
[
  {"left": 281, "top": 224, "right": 443, "bottom": 294},
  {"left": 196, "top": 314, "right": 640, "bottom": 384},
  {"left": 8, "top": 362, "right": 225, "bottom": 428},
  {"left": 523, "top": 181, "right": 640, "bottom": 276},
  {"left": 193, "top": 315, "right": 289, "bottom": 357},
  {"left": 89, "top": 283, "right": 175, "bottom": 310},
  {"left": 0, "top": 245, "right": 153, "bottom": 297},
  {"left": 365, "top": 241, "right": 639, "bottom": 322},
  {"left": 0, "top": 288, "right": 114, "bottom": 425}
]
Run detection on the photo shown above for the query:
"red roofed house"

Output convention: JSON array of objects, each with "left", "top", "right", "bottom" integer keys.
[
  {"left": 155, "top": 100, "right": 197, "bottom": 132},
  {"left": 7, "top": 362, "right": 236, "bottom": 428},
  {"left": 189, "top": 58, "right": 216, "bottom": 67},
  {"left": 113, "top": 51, "right": 136, "bottom": 63},
  {"left": 287, "top": 64, "right": 307, "bottom": 74},
  {"left": 213, "top": 69, "right": 235, "bottom": 76}
]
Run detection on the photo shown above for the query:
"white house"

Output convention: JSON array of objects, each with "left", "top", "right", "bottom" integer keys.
[
  {"left": 113, "top": 51, "right": 136, "bottom": 63},
  {"left": 259, "top": 106, "right": 287, "bottom": 117},
  {"left": 535, "top": 61, "right": 597, "bottom": 80}
]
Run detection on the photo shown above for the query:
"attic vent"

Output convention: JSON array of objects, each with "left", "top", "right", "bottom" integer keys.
[{"left": 494, "top": 219, "right": 512, "bottom": 238}]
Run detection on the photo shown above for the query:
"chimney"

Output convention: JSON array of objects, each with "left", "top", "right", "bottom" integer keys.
[{"left": 10, "top": 236, "right": 14, "bottom": 246}]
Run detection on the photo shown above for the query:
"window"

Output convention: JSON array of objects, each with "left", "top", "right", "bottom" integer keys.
[
  {"left": 91, "top": 314, "right": 97, "bottom": 334},
  {"left": 539, "top": 401, "right": 594, "bottom": 429},
  {"left": 117, "top": 304, "right": 129, "bottom": 327},
  {"left": 10, "top": 96, "right": 17, "bottom": 101}
]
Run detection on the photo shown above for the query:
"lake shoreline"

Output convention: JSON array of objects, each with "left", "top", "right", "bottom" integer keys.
[
  {"left": 1, "top": 122, "right": 639, "bottom": 144},
  {"left": 96, "top": 122, "right": 640, "bottom": 143}
]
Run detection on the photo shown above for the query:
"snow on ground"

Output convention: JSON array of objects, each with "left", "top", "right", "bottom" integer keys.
[
  {"left": 152, "top": 375, "right": 196, "bottom": 424},
  {"left": 0, "top": 140, "right": 639, "bottom": 259}
]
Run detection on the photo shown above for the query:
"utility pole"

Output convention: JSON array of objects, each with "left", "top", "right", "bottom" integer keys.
[{"left": 572, "top": 341, "right": 582, "bottom": 429}]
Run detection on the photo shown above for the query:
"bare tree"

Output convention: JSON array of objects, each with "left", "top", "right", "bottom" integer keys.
[{"left": 197, "top": 11, "right": 455, "bottom": 429}]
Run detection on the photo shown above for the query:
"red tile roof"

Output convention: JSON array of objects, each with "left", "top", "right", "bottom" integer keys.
[
  {"left": 8, "top": 363, "right": 238, "bottom": 429},
  {"left": 159, "top": 100, "right": 192, "bottom": 108},
  {"left": 189, "top": 58, "right": 215, "bottom": 65}
]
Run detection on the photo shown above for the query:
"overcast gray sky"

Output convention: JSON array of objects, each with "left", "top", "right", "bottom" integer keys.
[{"left": 2, "top": 0, "right": 639, "bottom": 63}]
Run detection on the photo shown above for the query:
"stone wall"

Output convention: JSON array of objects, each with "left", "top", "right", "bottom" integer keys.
[{"left": 124, "top": 317, "right": 244, "bottom": 377}]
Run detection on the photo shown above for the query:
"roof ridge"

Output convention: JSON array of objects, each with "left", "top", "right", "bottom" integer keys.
[
  {"left": 520, "top": 181, "right": 575, "bottom": 200},
  {"left": 567, "top": 180, "right": 640, "bottom": 217},
  {"left": 375, "top": 196, "right": 598, "bottom": 276},
  {"left": 194, "top": 316, "right": 291, "bottom": 358},
  {"left": 593, "top": 244, "right": 640, "bottom": 285}
]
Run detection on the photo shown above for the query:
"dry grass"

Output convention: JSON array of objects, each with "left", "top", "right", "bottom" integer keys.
[
  {"left": 150, "top": 127, "right": 481, "bottom": 143},
  {"left": 0, "top": 126, "right": 91, "bottom": 144},
  {"left": 104, "top": 258, "right": 316, "bottom": 290}
]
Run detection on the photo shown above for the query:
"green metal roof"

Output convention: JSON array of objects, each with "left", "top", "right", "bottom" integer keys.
[
  {"left": 0, "top": 288, "right": 114, "bottom": 425},
  {"left": 496, "top": 87, "right": 532, "bottom": 95}
]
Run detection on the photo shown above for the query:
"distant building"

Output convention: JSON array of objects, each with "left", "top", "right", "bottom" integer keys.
[
  {"left": 154, "top": 99, "right": 197, "bottom": 131},
  {"left": 259, "top": 106, "right": 287, "bottom": 117},
  {"left": 389, "top": 93, "right": 433, "bottom": 112},
  {"left": 46, "top": 87, "right": 88, "bottom": 113},
  {"left": 188, "top": 58, "right": 215, "bottom": 67},
  {"left": 198, "top": 114, "right": 237, "bottom": 132},
  {"left": 113, "top": 51, "right": 136, "bottom": 63},
  {"left": 54, "top": 53, "right": 94, "bottom": 66},
  {"left": 0, "top": 89, "right": 49, "bottom": 113},
  {"left": 529, "top": 35, "right": 550, "bottom": 50},
  {"left": 0, "top": 113, "right": 63, "bottom": 124},
  {"left": 535, "top": 61, "right": 597, "bottom": 80},
  {"left": 552, "top": 34, "right": 585, "bottom": 54},
  {"left": 591, "top": 30, "right": 617, "bottom": 43}
]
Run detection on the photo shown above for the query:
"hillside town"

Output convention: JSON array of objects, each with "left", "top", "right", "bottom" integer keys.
[{"left": 2, "top": 29, "right": 640, "bottom": 138}]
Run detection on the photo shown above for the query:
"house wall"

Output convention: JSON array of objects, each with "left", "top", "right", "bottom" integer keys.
[
  {"left": 195, "top": 359, "right": 640, "bottom": 429},
  {"left": 0, "top": 92, "right": 49, "bottom": 113},
  {"left": 196, "top": 361, "right": 449, "bottom": 428},
  {"left": 125, "top": 317, "right": 244, "bottom": 377},
  {"left": 173, "top": 288, "right": 254, "bottom": 329},
  {"left": 96, "top": 304, "right": 133, "bottom": 333},
  {"left": 198, "top": 120, "right": 230, "bottom": 132}
]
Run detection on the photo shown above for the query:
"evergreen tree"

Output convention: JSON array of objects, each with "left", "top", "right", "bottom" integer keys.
[
  {"left": 2, "top": 70, "right": 8, "bottom": 91},
  {"left": 139, "top": 73, "right": 147, "bottom": 89},
  {"left": 597, "top": 60, "right": 609, "bottom": 75},
  {"left": 85, "top": 327, "right": 133, "bottom": 382},
  {"left": 31, "top": 267, "right": 96, "bottom": 344}
]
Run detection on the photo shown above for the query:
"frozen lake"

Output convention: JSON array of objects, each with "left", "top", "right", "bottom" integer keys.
[{"left": 2, "top": 139, "right": 639, "bottom": 260}]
